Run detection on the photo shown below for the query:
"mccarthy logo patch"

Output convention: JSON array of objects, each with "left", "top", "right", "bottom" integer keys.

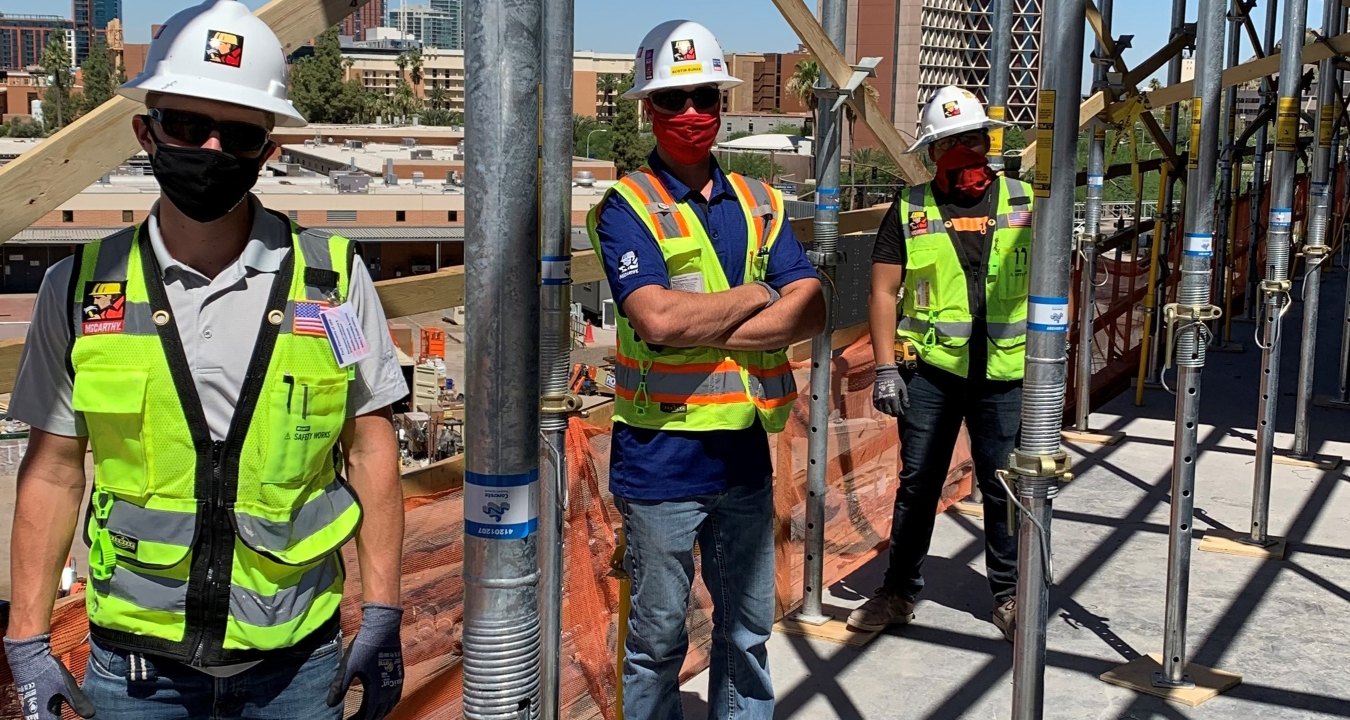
[
  {"left": 82, "top": 280, "right": 126, "bottom": 335},
  {"left": 205, "top": 29, "right": 244, "bottom": 67},
  {"left": 942, "top": 100, "right": 961, "bottom": 118},
  {"left": 908, "top": 211, "right": 929, "bottom": 235}
]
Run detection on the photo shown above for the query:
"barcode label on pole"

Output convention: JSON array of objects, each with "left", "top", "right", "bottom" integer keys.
[
  {"left": 1033, "top": 90, "right": 1055, "bottom": 198},
  {"left": 1088, "top": 175, "right": 1104, "bottom": 188},
  {"left": 1270, "top": 208, "right": 1293, "bottom": 230},
  {"left": 1276, "top": 97, "right": 1300, "bottom": 152},
  {"left": 541, "top": 257, "right": 571, "bottom": 286},
  {"left": 465, "top": 470, "right": 540, "bottom": 540},
  {"left": 1188, "top": 98, "right": 1202, "bottom": 170},
  {"left": 1183, "top": 233, "right": 1214, "bottom": 257},
  {"left": 1028, "top": 296, "right": 1070, "bottom": 332}
]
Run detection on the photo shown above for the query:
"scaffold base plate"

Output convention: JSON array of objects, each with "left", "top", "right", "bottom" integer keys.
[
  {"left": 1314, "top": 395, "right": 1350, "bottom": 410},
  {"left": 1060, "top": 429, "right": 1126, "bottom": 446},
  {"left": 1198, "top": 530, "right": 1287, "bottom": 560},
  {"left": 1100, "top": 654, "right": 1241, "bottom": 707},
  {"left": 951, "top": 500, "right": 984, "bottom": 518},
  {"left": 774, "top": 614, "right": 879, "bottom": 647},
  {"left": 1273, "top": 452, "right": 1342, "bottom": 470}
]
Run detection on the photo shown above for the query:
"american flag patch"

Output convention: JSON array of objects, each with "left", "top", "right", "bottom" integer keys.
[
  {"left": 1008, "top": 211, "right": 1033, "bottom": 228},
  {"left": 293, "top": 301, "right": 330, "bottom": 337}
]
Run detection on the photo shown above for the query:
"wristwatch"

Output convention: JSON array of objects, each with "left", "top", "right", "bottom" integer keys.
[{"left": 753, "top": 280, "right": 780, "bottom": 309}]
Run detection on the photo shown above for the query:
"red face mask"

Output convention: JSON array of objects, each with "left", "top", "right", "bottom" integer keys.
[
  {"left": 933, "top": 143, "right": 994, "bottom": 197},
  {"left": 649, "top": 106, "right": 721, "bottom": 166}
]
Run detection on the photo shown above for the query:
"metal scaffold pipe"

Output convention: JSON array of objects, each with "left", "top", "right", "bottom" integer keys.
[
  {"left": 987, "top": 0, "right": 1014, "bottom": 173},
  {"left": 463, "top": 0, "right": 544, "bottom": 717},
  {"left": 1155, "top": 0, "right": 1225, "bottom": 690},
  {"left": 1248, "top": 0, "right": 1307, "bottom": 549},
  {"left": 1214, "top": 0, "right": 1243, "bottom": 348},
  {"left": 1076, "top": 0, "right": 1112, "bottom": 432},
  {"left": 1337, "top": 4, "right": 1350, "bottom": 406},
  {"left": 1245, "top": 0, "right": 1280, "bottom": 321},
  {"left": 1008, "top": 0, "right": 1081, "bottom": 715},
  {"left": 1291, "top": 0, "right": 1342, "bottom": 453},
  {"left": 797, "top": 0, "right": 846, "bottom": 625},
  {"left": 537, "top": 0, "right": 575, "bottom": 715}
]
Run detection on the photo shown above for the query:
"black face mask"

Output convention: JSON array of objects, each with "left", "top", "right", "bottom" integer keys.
[{"left": 149, "top": 136, "right": 265, "bottom": 223}]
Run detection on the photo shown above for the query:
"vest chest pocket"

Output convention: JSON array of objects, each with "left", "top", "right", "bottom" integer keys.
[
  {"left": 263, "top": 374, "right": 348, "bottom": 486},
  {"left": 72, "top": 368, "right": 149, "bottom": 496},
  {"left": 995, "top": 234, "right": 1033, "bottom": 300},
  {"left": 659, "top": 236, "right": 708, "bottom": 291}
]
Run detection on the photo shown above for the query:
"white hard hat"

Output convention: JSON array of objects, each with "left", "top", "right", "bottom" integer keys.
[
  {"left": 118, "top": 0, "right": 306, "bottom": 128},
  {"left": 907, "top": 85, "right": 1010, "bottom": 153},
  {"left": 624, "top": 20, "right": 743, "bottom": 101}
]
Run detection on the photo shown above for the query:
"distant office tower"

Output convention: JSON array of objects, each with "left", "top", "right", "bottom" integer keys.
[
  {"left": 72, "top": 0, "right": 121, "bottom": 65},
  {"left": 340, "top": 0, "right": 387, "bottom": 40},
  {"left": 844, "top": 0, "right": 1042, "bottom": 148},
  {"left": 388, "top": 0, "right": 463, "bottom": 49},
  {"left": 0, "top": 14, "right": 74, "bottom": 70}
]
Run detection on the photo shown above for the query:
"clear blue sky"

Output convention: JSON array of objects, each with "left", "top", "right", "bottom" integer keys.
[{"left": 3, "top": 0, "right": 1331, "bottom": 88}]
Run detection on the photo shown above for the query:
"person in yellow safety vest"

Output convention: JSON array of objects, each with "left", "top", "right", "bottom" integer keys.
[
  {"left": 589, "top": 19, "right": 824, "bottom": 720},
  {"left": 4, "top": 3, "right": 409, "bottom": 719},
  {"left": 849, "top": 85, "right": 1031, "bottom": 642}
]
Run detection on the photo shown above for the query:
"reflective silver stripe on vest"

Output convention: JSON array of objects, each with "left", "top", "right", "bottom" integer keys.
[
  {"left": 735, "top": 176, "right": 777, "bottom": 248},
  {"left": 614, "top": 363, "right": 746, "bottom": 399},
  {"left": 107, "top": 500, "right": 196, "bottom": 549},
  {"left": 234, "top": 480, "right": 357, "bottom": 553},
  {"left": 622, "top": 172, "right": 685, "bottom": 239},
  {"left": 748, "top": 370, "right": 796, "bottom": 401},
  {"left": 988, "top": 320, "right": 1027, "bottom": 340},
  {"left": 898, "top": 316, "right": 974, "bottom": 338},
  {"left": 298, "top": 229, "right": 340, "bottom": 302},
  {"left": 91, "top": 565, "right": 188, "bottom": 614},
  {"left": 229, "top": 554, "right": 341, "bottom": 628}
]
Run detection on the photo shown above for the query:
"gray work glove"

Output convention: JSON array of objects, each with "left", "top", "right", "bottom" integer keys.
[
  {"left": 3, "top": 634, "right": 96, "bottom": 720},
  {"left": 872, "top": 364, "right": 910, "bottom": 418},
  {"left": 327, "top": 604, "right": 404, "bottom": 720}
]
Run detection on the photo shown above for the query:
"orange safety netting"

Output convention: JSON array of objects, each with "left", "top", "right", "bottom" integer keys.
[{"left": 0, "top": 335, "right": 974, "bottom": 719}]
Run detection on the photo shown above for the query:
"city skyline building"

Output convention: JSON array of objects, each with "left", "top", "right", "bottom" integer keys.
[
  {"left": 340, "top": 0, "right": 386, "bottom": 39},
  {"left": 0, "top": 13, "right": 74, "bottom": 71},
  {"left": 72, "top": 0, "right": 121, "bottom": 65}
]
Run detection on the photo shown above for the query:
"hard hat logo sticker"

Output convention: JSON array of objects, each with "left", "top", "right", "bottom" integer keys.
[
  {"left": 942, "top": 101, "right": 962, "bottom": 118},
  {"left": 644, "top": 49, "right": 655, "bottom": 80},
  {"left": 82, "top": 280, "right": 126, "bottom": 335},
  {"left": 671, "top": 38, "right": 697, "bottom": 62},
  {"left": 205, "top": 29, "right": 244, "bottom": 68}
]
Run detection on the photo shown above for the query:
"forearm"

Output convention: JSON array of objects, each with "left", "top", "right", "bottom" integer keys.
[
  {"left": 643, "top": 283, "right": 769, "bottom": 348},
  {"left": 715, "top": 279, "right": 825, "bottom": 351},
  {"left": 8, "top": 462, "right": 84, "bottom": 637},
  {"left": 869, "top": 290, "right": 899, "bottom": 368},
  {"left": 346, "top": 417, "right": 404, "bottom": 606}
]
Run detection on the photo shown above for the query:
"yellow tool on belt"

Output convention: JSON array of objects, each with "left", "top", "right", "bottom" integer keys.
[{"left": 894, "top": 338, "right": 920, "bottom": 371}]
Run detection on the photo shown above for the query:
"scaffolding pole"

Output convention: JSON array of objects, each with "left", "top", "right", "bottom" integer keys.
[
  {"left": 796, "top": 0, "right": 846, "bottom": 627},
  {"left": 1245, "top": 0, "right": 1280, "bottom": 321},
  {"left": 1214, "top": 0, "right": 1244, "bottom": 349},
  {"left": 1291, "top": 0, "right": 1344, "bottom": 452},
  {"left": 1247, "top": 0, "right": 1308, "bottom": 551},
  {"left": 1325, "top": 4, "right": 1350, "bottom": 408},
  {"left": 537, "top": 0, "right": 576, "bottom": 715},
  {"left": 1007, "top": 0, "right": 1081, "bottom": 715},
  {"left": 987, "top": 0, "right": 1014, "bottom": 175},
  {"left": 463, "top": 0, "right": 543, "bottom": 717},
  {"left": 1075, "top": 0, "right": 1112, "bottom": 433}
]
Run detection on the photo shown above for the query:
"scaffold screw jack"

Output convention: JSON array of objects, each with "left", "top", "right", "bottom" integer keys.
[
  {"left": 540, "top": 392, "right": 584, "bottom": 415},
  {"left": 1258, "top": 279, "right": 1292, "bottom": 294},
  {"left": 807, "top": 249, "right": 844, "bottom": 268}
]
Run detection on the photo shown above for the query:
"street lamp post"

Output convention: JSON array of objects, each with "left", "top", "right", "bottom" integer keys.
[{"left": 586, "top": 127, "right": 611, "bottom": 159}]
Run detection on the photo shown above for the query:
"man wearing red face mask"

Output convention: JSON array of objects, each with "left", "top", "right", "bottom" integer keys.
[
  {"left": 849, "top": 86, "right": 1031, "bottom": 642},
  {"left": 587, "top": 19, "right": 824, "bottom": 720}
]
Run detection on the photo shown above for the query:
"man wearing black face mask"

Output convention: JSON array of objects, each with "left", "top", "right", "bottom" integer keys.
[
  {"left": 849, "top": 86, "right": 1032, "bottom": 642},
  {"left": 5, "top": 2, "right": 408, "bottom": 719}
]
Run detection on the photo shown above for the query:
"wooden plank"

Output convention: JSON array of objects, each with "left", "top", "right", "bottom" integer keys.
[
  {"left": 1123, "top": 32, "right": 1194, "bottom": 89},
  {"left": 773, "top": 617, "right": 880, "bottom": 647},
  {"left": 0, "top": 0, "right": 374, "bottom": 244},
  {"left": 1100, "top": 654, "right": 1242, "bottom": 707},
  {"left": 788, "top": 321, "right": 869, "bottom": 362},
  {"left": 0, "top": 338, "right": 21, "bottom": 394},
  {"left": 770, "top": 0, "right": 931, "bottom": 185},
  {"left": 1197, "top": 529, "right": 1288, "bottom": 560}
]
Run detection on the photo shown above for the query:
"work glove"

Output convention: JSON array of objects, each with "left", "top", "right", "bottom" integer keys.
[
  {"left": 3, "top": 634, "right": 96, "bottom": 720},
  {"left": 327, "top": 604, "right": 404, "bottom": 720},
  {"left": 872, "top": 364, "right": 910, "bottom": 418}
]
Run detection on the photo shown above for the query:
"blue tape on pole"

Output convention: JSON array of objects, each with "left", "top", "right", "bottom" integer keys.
[
  {"left": 1028, "top": 295, "right": 1070, "bottom": 332},
  {"left": 464, "top": 470, "right": 539, "bottom": 539},
  {"left": 1269, "top": 207, "right": 1293, "bottom": 230},
  {"left": 1183, "top": 232, "right": 1214, "bottom": 257},
  {"left": 1087, "top": 175, "right": 1104, "bottom": 188},
  {"left": 541, "top": 257, "right": 571, "bottom": 286},
  {"left": 816, "top": 187, "right": 840, "bottom": 212}
]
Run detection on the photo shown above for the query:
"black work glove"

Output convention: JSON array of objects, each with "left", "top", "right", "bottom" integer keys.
[
  {"left": 3, "top": 634, "right": 96, "bottom": 720},
  {"left": 327, "top": 604, "right": 404, "bottom": 720},
  {"left": 872, "top": 364, "right": 910, "bottom": 418}
]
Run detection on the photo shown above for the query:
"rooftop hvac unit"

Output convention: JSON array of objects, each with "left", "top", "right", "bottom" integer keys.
[
  {"left": 573, "top": 170, "right": 595, "bottom": 187},
  {"left": 335, "top": 174, "right": 371, "bottom": 194},
  {"left": 411, "top": 171, "right": 424, "bottom": 185},
  {"left": 401, "top": 137, "right": 417, "bottom": 148},
  {"left": 344, "top": 139, "right": 365, "bottom": 150},
  {"left": 411, "top": 148, "right": 433, "bottom": 160}
]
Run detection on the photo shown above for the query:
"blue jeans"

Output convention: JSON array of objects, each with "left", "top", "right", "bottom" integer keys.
[
  {"left": 617, "top": 481, "right": 776, "bottom": 720},
  {"left": 81, "top": 634, "right": 344, "bottom": 720},
  {"left": 883, "top": 363, "right": 1021, "bottom": 602}
]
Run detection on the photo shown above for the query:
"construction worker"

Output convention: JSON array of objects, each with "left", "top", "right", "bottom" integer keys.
[
  {"left": 589, "top": 20, "right": 824, "bottom": 719},
  {"left": 4, "top": 3, "right": 408, "bottom": 719},
  {"left": 850, "top": 86, "right": 1030, "bottom": 641}
]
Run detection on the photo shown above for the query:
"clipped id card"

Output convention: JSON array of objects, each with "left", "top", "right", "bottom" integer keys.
[{"left": 320, "top": 303, "right": 372, "bottom": 367}]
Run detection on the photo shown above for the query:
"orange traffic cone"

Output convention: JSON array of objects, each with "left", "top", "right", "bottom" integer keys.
[{"left": 584, "top": 322, "right": 594, "bottom": 345}]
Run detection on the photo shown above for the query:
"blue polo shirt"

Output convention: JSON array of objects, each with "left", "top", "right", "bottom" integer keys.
[{"left": 595, "top": 153, "right": 817, "bottom": 501}]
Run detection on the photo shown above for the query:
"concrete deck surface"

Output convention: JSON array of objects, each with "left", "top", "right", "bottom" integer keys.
[{"left": 681, "top": 264, "right": 1350, "bottom": 719}]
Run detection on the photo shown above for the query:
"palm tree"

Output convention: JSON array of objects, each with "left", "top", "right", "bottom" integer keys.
[
  {"left": 405, "top": 46, "right": 424, "bottom": 87},
  {"left": 427, "top": 85, "right": 449, "bottom": 111},
  {"left": 785, "top": 60, "right": 820, "bottom": 114},
  {"left": 597, "top": 74, "right": 621, "bottom": 120}
]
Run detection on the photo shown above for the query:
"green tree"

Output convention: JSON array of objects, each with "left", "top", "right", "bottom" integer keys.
[
  {"left": 597, "top": 74, "right": 621, "bottom": 119},
  {"left": 427, "top": 84, "right": 449, "bottom": 111},
  {"left": 609, "top": 73, "right": 651, "bottom": 175},
  {"left": 289, "top": 29, "right": 365, "bottom": 123},
  {"left": 785, "top": 60, "right": 819, "bottom": 114},
  {"left": 768, "top": 122, "right": 806, "bottom": 136},
  {"left": 80, "top": 39, "right": 116, "bottom": 114},
  {"left": 720, "top": 152, "right": 782, "bottom": 182},
  {"left": 1002, "top": 126, "right": 1029, "bottom": 152},
  {"left": 39, "top": 30, "right": 75, "bottom": 130}
]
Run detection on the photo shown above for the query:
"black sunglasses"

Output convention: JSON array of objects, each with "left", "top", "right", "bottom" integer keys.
[
  {"left": 649, "top": 86, "right": 721, "bottom": 113},
  {"left": 146, "top": 107, "right": 271, "bottom": 156}
]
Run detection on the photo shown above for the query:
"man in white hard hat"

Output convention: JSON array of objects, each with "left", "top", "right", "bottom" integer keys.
[
  {"left": 4, "top": 2, "right": 408, "bottom": 719},
  {"left": 850, "top": 85, "right": 1030, "bottom": 642},
  {"left": 588, "top": 19, "right": 824, "bottom": 719}
]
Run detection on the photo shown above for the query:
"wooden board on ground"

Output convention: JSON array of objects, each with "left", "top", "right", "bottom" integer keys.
[
  {"left": 951, "top": 500, "right": 984, "bottom": 519},
  {"left": 1060, "top": 429, "right": 1126, "bottom": 446},
  {"left": 1272, "top": 452, "right": 1342, "bottom": 470},
  {"left": 1197, "top": 529, "right": 1287, "bottom": 560},
  {"left": 774, "top": 614, "right": 879, "bottom": 648},
  {"left": 1100, "top": 654, "right": 1242, "bottom": 708}
]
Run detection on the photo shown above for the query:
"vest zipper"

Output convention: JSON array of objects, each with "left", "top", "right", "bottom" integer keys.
[{"left": 189, "top": 439, "right": 227, "bottom": 666}]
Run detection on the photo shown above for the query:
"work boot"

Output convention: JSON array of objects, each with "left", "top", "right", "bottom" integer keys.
[
  {"left": 846, "top": 589, "right": 916, "bottom": 632},
  {"left": 992, "top": 596, "right": 1016, "bottom": 642}
]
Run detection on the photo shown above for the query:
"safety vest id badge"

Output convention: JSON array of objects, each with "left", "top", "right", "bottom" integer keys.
[
  {"left": 670, "top": 271, "right": 705, "bottom": 294},
  {"left": 319, "top": 303, "right": 371, "bottom": 368},
  {"left": 915, "top": 280, "right": 932, "bottom": 309}
]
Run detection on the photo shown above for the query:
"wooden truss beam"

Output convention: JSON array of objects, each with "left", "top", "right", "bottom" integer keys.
[{"left": 0, "top": 0, "right": 373, "bottom": 244}]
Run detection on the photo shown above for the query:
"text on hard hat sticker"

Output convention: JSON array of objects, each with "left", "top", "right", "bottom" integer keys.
[{"left": 670, "top": 62, "right": 704, "bottom": 76}]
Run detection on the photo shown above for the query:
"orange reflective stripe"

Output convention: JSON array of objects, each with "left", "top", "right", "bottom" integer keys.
[
  {"left": 620, "top": 171, "right": 693, "bottom": 240},
  {"left": 616, "top": 353, "right": 741, "bottom": 376},
  {"left": 617, "top": 176, "right": 665, "bottom": 241},
  {"left": 728, "top": 173, "right": 768, "bottom": 253},
  {"left": 752, "top": 394, "right": 798, "bottom": 410}
]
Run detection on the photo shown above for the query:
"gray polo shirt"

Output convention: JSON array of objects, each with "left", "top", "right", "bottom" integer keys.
[{"left": 11, "top": 196, "right": 408, "bottom": 440}]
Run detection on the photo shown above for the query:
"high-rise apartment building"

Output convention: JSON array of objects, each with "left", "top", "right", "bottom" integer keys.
[
  {"left": 388, "top": 0, "right": 462, "bottom": 49},
  {"left": 843, "top": 0, "right": 1042, "bottom": 149},
  {"left": 72, "top": 0, "right": 120, "bottom": 65},
  {"left": 724, "top": 51, "right": 813, "bottom": 115},
  {"left": 0, "top": 13, "right": 74, "bottom": 71},
  {"left": 340, "top": 0, "right": 386, "bottom": 39}
]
